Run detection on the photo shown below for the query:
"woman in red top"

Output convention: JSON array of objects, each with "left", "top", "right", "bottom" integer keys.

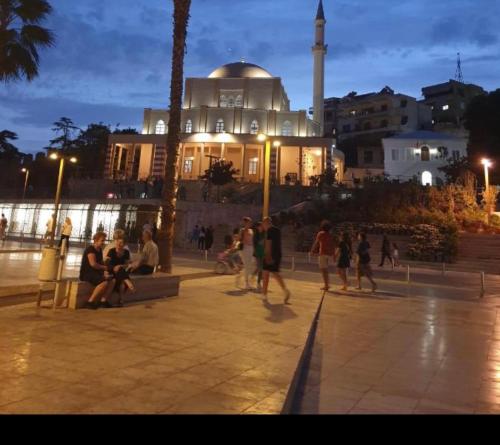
[{"left": 310, "top": 220, "right": 336, "bottom": 291}]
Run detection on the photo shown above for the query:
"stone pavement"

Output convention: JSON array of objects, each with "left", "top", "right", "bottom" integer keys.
[
  {"left": 0, "top": 274, "right": 321, "bottom": 414},
  {"left": 294, "top": 289, "right": 500, "bottom": 414}
]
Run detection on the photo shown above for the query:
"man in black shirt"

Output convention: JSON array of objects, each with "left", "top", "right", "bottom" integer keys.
[
  {"left": 356, "top": 233, "right": 377, "bottom": 292},
  {"left": 378, "top": 234, "right": 393, "bottom": 268},
  {"left": 262, "top": 217, "right": 291, "bottom": 304}
]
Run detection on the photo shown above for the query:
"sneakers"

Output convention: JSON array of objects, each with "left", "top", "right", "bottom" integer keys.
[
  {"left": 284, "top": 290, "right": 291, "bottom": 305},
  {"left": 84, "top": 301, "right": 99, "bottom": 310}
]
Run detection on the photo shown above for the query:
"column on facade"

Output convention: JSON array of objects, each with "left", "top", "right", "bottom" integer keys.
[
  {"left": 241, "top": 144, "right": 246, "bottom": 182},
  {"left": 299, "top": 146, "right": 303, "bottom": 184}
]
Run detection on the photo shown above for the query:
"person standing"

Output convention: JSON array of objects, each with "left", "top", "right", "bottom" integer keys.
[
  {"left": 239, "top": 217, "right": 255, "bottom": 290},
  {"left": 44, "top": 214, "right": 55, "bottom": 242},
  {"left": 262, "top": 217, "right": 291, "bottom": 303},
  {"left": 0, "top": 213, "right": 8, "bottom": 241},
  {"left": 253, "top": 221, "right": 266, "bottom": 292},
  {"left": 379, "top": 234, "right": 393, "bottom": 267},
  {"left": 392, "top": 242, "right": 400, "bottom": 267},
  {"left": 336, "top": 232, "right": 352, "bottom": 291},
  {"left": 205, "top": 225, "right": 214, "bottom": 252},
  {"left": 59, "top": 217, "right": 73, "bottom": 250},
  {"left": 310, "top": 220, "right": 336, "bottom": 291},
  {"left": 191, "top": 225, "right": 200, "bottom": 246},
  {"left": 198, "top": 226, "right": 206, "bottom": 251},
  {"left": 356, "top": 233, "right": 377, "bottom": 292}
]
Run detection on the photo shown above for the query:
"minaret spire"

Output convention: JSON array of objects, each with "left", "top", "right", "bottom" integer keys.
[{"left": 312, "top": 0, "right": 327, "bottom": 136}]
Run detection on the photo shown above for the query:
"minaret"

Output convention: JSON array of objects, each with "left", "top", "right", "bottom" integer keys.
[{"left": 312, "top": 0, "right": 327, "bottom": 136}]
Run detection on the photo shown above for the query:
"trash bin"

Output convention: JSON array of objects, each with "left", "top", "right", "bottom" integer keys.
[{"left": 38, "top": 247, "right": 59, "bottom": 281}]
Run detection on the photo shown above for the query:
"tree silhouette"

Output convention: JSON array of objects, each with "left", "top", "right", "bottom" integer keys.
[
  {"left": 201, "top": 159, "right": 240, "bottom": 202},
  {"left": 0, "top": 129, "right": 20, "bottom": 160},
  {"left": 0, "top": 0, "right": 55, "bottom": 82}
]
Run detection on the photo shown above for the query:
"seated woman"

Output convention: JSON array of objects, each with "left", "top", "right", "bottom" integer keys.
[
  {"left": 79, "top": 232, "right": 116, "bottom": 309},
  {"left": 106, "top": 235, "right": 135, "bottom": 307},
  {"left": 129, "top": 230, "right": 159, "bottom": 275}
]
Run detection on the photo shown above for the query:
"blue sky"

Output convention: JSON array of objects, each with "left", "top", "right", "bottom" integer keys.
[{"left": 1, "top": 0, "right": 499, "bottom": 153}]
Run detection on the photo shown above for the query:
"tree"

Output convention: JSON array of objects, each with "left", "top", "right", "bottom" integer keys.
[
  {"left": 0, "top": 129, "right": 20, "bottom": 159},
  {"left": 73, "top": 123, "right": 112, "bottom": 178},
  {"left": 438, "top": 156, "right": 473, "bottom": 184},
  {"left": 0, "top": 0, "right": 54, "bottom": 82},
  {"left": 201, "top": 159, "right": 239, "bottom": 202},
  {"left": 113, "top": 126, "right": 139, "bottom": 135},
  {"left": 464, "top": 89, "right": 500, "bottom": 183},
  {"left": 158, "top": 0, "right": 192, "bottom": 273},
  {"left": 46, "top": 117, "right": 79, "bottom": 152}
]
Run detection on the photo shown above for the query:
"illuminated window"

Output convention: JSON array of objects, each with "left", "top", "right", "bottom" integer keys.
[
  {"left": 227, "top": 96, "right": 235, "bottom": 108},
  {"left": 184, "top": 158, "right": 193, "bottom": 173},
  {"left": 422, "top": 171, "right": 432, "bottom": 186},
  {"left": 250, "top": 120, "right": 259, "bottom": 134},
  {"left": 282, "top": 120, "right": 293, "bottom": 136},
  {"left": 248, "top": 158, "right": 258, "bottom": 175},
  {"left": 235, "top": 95, "right": 243, "bottom": 107},
  {"left": 442, "top": 104, "right": 449, "bottom": 111},
  {"left": 220, "top": 95, "right": 228, "bottom": 107},
  {"left": 216, "top": 119, "right": 225, "bottom": 133},
  {"left": 155, "top": 120, "right": 166, "bottom": 134},
  {"left": 185, "top": 120, "right": 193, "bottom": 133}
]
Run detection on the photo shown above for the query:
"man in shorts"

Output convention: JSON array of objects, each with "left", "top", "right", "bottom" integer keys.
[
  {"left": 262, "top": 217, "right": 291, "bottom": 304},
  {"left": 310, "top": 220, "right": 336, "bottom": 291}
]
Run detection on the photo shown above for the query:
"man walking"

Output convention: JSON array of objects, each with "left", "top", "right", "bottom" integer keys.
[
  {"left": 310, "top": 220, "right": 336, "bottom": 291},
  {"left": 262, "top": 217, "right": 291, "bottom": 304},
  {"left": 0, "top": 214, "right": 8, "bottom": 241},
  {"left": 379, "top": 234, "right": 393, "bottom": 267},
  {"left": 357, "top": 233, "right": 377, "bottom": 292}
]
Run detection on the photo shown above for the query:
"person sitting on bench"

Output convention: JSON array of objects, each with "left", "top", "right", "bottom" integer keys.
[
  {"left": 130, "top": 230, "right": 159, "bottom": 275},
  {"left": 80, "top": 232, "right": 116, "bottom": 309}
]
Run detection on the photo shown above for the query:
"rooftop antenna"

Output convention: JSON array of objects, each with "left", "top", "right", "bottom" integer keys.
[{"left": 455, "top": 52, "right": 464, "bottom": 83}]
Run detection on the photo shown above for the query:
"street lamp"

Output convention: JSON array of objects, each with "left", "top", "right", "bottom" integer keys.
[
  {"left": 48, "top": 152, "right": 78, "bottom": 246},
  {"left": 257, "top": 134, "right": 281, "bottom": 218},
  {"left": 21, "top": 168, "right": 29, "bottom": 200},
  {"left": 482, "top": 158, "right": 493, "bottom": 218}
]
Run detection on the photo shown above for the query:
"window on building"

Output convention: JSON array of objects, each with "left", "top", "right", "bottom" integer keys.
[
  {"left": 227, "top": 96, "right": 235, "bottom": 108},
  {"left": 442, "top": 104, "right": 449, "bottom": 111},
  {"left": 391, "top": 149, "right": 399, "bottom": 161},
  {"left": 155, "top": 120, "right": 166, "bottom": 135},
  {"left": 215, "top": 119, "right": 225, "bottom": 133},
  {"left": 183, "top": 158, "right": 193, "bottom": 174},
  {"left": 342, "top": 124, "right": 351, "bottom": 133},
  {"left": 401, "top": 116, "right": 409, "bottom": 125},
  {"left": 185, "top": 120, "right": 193, "bottom": 133},
  {"left": 248, "top": 158, "right": 258, "bottom": 175},
  {"left": 421, "top": 146, "right": 430, "bottom": 161},
  {"left": 282, "top": 121, "right": 293, "bottom": 136},
  {"left": 400, "top": 99, "right": 408, "bottom": 108},
  {"left": 220, "top": 95, "right": 228, "bottom": 107},
  {"left": 235, "top": 95, "right": 243, "bottom": 107},
  {"left": 381, "top": 104, "right": 388, "bottom": 112},
  {"left": 364, "top": 150, "right": 374, "bottom": 164},
  {"left": 250, "top": 120, "right": 259, "bottom": 134}
]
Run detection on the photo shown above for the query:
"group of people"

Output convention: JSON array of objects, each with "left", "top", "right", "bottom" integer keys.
[
  {"left": 79, "top": 228, "right": 159, "bottom": 309},
  {"left": 224, "top": 216, "right": 291, "bottom": 304},
  {"left": 190, "top": 225, "right": 214, "bottom": 251},
  {"left": 310, "top": 221, "right": 388, "bottom": 293}
]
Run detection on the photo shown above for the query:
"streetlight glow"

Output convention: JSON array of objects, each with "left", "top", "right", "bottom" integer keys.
[
  {"left": 257, "top": 133, "right": 267, "bottom": 142},
  {"left": 21, "top": 168, "right": 27, "bottom": 173},
  {"left": 49, "top": 153, "right": 59, "bottom": 160},
  {"left": 70, "top": 157, "right": 78, "bottom": 164},
  {"left": 273, "top": 140, "right": 281, "bottom": 148},
  {"left": 481, "top": 158, "right": 492, "bottom": 168}
]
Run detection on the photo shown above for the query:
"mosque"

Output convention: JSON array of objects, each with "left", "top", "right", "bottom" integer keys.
[{"left": 106, "top": 0, "right": 344, "bottom": 186}]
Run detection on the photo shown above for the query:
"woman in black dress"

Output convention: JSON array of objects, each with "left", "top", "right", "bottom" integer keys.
[
  {"left": 79, "top": 232, "right": 116, "bottom": 309},
  {"left": 106, "top": 236, "right": 135, "bottom": 306},
  {"left": 336, "top": 232, "right": 352, "bottom": 291}
]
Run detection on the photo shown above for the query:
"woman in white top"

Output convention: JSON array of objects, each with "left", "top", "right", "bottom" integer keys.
[
  {"left": 59, "top": 217, "right": 72, "bottom": 250},
  {"left": 239, "top": 217, "right": 255, "bottom": 290}
]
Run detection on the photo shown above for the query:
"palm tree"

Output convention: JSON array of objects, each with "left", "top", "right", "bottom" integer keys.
[
  {"left": 0, "top": 0, "right": 55, "bottom": 82},
  {"left": 158, "top": 0, "right": 192, "bottom": 273},
  {"left": 0, "top": 129, "right": 20, "bottom": 160}
]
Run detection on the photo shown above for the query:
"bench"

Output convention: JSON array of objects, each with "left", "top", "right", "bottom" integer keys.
[{"left": 66, "top": 274, "right": 180, "bottom": 310}]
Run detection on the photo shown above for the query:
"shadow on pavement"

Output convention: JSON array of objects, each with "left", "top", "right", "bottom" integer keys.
[{"left": 262, "top": 300, "right": 298, "bottom": 323}]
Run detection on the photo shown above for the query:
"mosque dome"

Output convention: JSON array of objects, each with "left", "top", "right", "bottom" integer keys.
[{"left": 208, "top": 62, "right": 273, "bottom": 79}]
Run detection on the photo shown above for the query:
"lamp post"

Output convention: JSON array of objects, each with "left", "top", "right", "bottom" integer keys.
[
  {"left": 482, "top": 158, "right": 493, "bottom": 220},
  {"left": 257, "top": 134, "right": 281, "bottom": 218},
  {"left": 49, "top": 153, "right": 77, "bottom": 247},
  {"left": 21, "top": 168, "right": 30, "bottom": 200}
]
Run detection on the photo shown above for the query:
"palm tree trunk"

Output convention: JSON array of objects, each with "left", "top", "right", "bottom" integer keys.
[{"left": 158, "top": 0, "right": 192, "bottom": 273}]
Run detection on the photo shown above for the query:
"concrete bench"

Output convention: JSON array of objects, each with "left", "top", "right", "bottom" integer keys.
[{"left": 66, "top": 274, "right": 180, "bottom": 310}]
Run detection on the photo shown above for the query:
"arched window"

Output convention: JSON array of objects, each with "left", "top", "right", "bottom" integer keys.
[
  {"left": 250, "top": 120, "right": 259, "bottom": 134},
  {"left": 282, "top": 120, "right": 293, "bottom": 136},
  {"left": 421, "top": 146, "right": 430, "bottom": 161},
  {"left": 220, "top": 95, "right": 228, "bottom": 107},
  {"left": 235, "top": 95, "right": 243, "bottom": 107},
  {"left": 227, "top": 96, "right": 235, "bottom": 108},
  {"left": 185, "top": 120, "right": 193, "bottom": 133},
  {"left": 216, "top": 119, "right": 225, "bottom": 133},
  {"left": 155, "top": 120, "right": 166, "bottom": 135},
  {"left": 422, "top": 171, "right": 432, "bottom": 186}
]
